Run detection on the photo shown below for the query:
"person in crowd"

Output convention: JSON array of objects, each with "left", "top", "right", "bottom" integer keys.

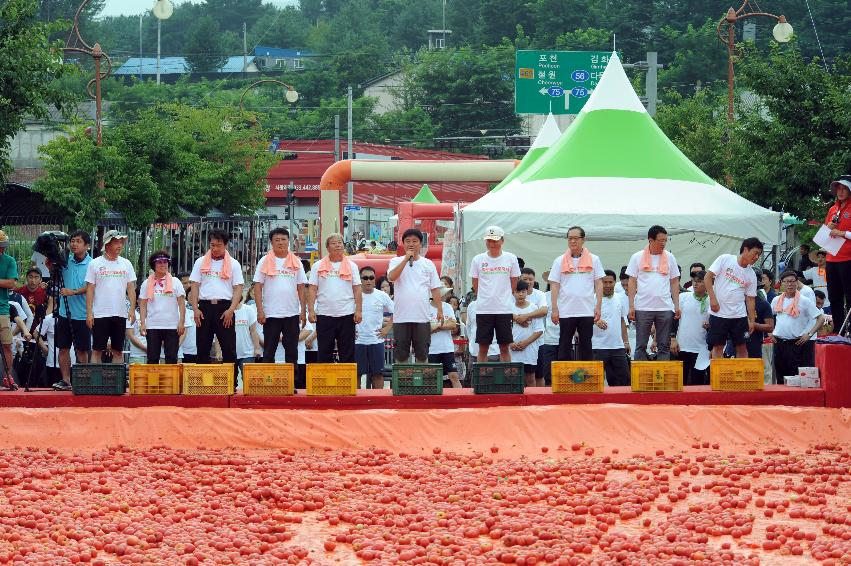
[
  {"left": 619, "top": 269, "right": 630, "bottom": 295},
  {"left": 253, "top": 228, "right": 307, "bottom": 366},
  {"left": 770, "top": 270, "right": 824, "bottom": 383},
  {"left": 470, "top": 226, "right": 520, "bottom": 362},
  {"left": 37, "top": 312, "right": 71, "bottom": 388},
  {"left": 388, "top": 229, "right": 442, "bottom": 364},
  {"left": 448, "top": 296, "right": 461, "bottom": 317},
  {"left": 429, "top": 296, "right": 461, "bottom": 388},
  {"left": 189, "top": 229, "right": 244, "bottom": 366},
  {"left": 85, "top": 230, "right": 136, "bottom": 364},
  {"left": 761, "top": 269, "right": 777, "bottom": 303},
  {"left": 234, "top": 296, "right": 260, "bottom": 389},
  {"left": 682, "top": 263, "right": 706, "bottom": 291},
  {"left": 377, "top": 276, "right": 394, "bottom": 299},
  {"left": 465, "top": 296, "right": 499, "bottom": 362},
  {"left": 126, "top": 305, "right": 146, "bottom": 365},
  {"left": 672, "top": 270, "right": 711, "bottom": 384},
  {"left": 355, "top": 266, "right": 393, "bottom": 389},
  {"left": 788, "top": 243, "right": 815, "bottom": 273},
  {"left": 519, "top": 267, "right": 549, "bottom": 383},
  {"left": 803, "top": 250, "right": 829, "bottom": 313},
  {"left": 440, "top": 276, "right": 454, "bottom": 297},
  {"left": 15, "top": 268, "right": 46, "bottom": 319},
  {"left": 796, "top": 271, "right": 817, "bottom": 303},
  {"left": 825, "top": 175, "right": 851, "bottom": 333},
  {"left": 308, "top": 233, "right": 362, "bottom": 363},
  {"left": 704, "top": 238, "right": 762, "bottom": 359},
  {"left": 591, "top": 270, "right": 630, "bottom": 386},
  {"left": 814, "top": 290, "right": 832, "bottom": 335},
  {"left": 747, "top": 267, "right": 775, "bottom": 362},
  {"left": 138, "top": 251, "right": 185, "bottom": 365},
  {"left": 176, "top": 272, "right": 196, "bottom": 363},
  {"left": 626, "top": 225, "right": 681, "bottom": 361},
  {"left": 548, "top": 226, "right": 604, "bottom": 362},
  {"left": 538, "top": 284, "right": 560, "bottom": 387},
  {"left": 45, "top": 230, "right": 92, "bottom": 390},
  {"left": 295, "top": 320, "right": 316, "bottom": 389},
  {"left": 0, "top": 231, "right": 18, "bottom": 387},
  {"left": 510, "top": 280, "right": 543, "bottom": 387}
]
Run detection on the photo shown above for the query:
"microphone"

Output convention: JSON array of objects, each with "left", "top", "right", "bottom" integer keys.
[{"left": 408, "top": 254, "right": 414, "bottom": 267}]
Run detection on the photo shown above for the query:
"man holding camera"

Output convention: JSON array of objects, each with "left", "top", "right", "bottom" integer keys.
[{"left": 0, "top": 231, "right": 18, "bottom": 388}]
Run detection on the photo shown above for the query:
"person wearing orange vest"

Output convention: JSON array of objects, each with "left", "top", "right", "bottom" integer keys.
[{"left": 825, "top": 175, "right": 851, "bottom": 333}]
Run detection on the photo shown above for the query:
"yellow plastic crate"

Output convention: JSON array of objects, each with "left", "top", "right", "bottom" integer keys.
[
  {"left": 710, "top": 358, "right": 764, "bottom": 391},
  {"left": 182, "top": 364, "right": 234, "bottom": 395},
  {"left": 128, "top": 364, "right": 182, "bottom": 395},
  {"left": 242, "top": 363, "right": 295, "bottom": 396},
  {"left": 306, "top": 363, "right": 358, "bottom": 396},
  {"left": 631, "top": 361, "right": 683, "bottom": 392},
  {"left": 552, "top": 361, "right": 605, "bottom": 393}
]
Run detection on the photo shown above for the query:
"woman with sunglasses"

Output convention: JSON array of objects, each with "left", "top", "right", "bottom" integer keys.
[{"left": 139, "top": 250, "right": 186, "bottom": 364}]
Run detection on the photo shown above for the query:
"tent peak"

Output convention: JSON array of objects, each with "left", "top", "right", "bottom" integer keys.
[{"left": 581, "top": 51, "right": 647, "bottom": 115}]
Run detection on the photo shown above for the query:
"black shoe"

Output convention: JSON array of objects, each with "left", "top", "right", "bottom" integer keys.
[{"left": 52, "top": 381, "right": 72, "bottom": 391}]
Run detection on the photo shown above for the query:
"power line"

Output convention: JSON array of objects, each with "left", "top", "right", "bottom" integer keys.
[{"left": 801, "top": 0, "right": 828, "bottom": 71}]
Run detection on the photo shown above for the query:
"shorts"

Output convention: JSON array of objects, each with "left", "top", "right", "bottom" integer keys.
[
  {"left": 92, "top": 316, "right": 127, "bottom": 352},
  {"left": 428, "top": 352, "right": 457, "bottom": 375},
  {"left": 55, "top": 316, "right": 92, "bottom": 351},
  {"left": 475, "top": 313, "right": 513, "bottom": 345},
  {"left": 355, "top": 343, "right": 385, "bottom": 376},
  {"left": 523, "top": 364, "right": 537, "bottom": 374},
  {"left": 0, "top": 315, "right": 10, "bottom": 346},
  {"left": 707, "top": 315, "right": 749, "bottom": 347}
]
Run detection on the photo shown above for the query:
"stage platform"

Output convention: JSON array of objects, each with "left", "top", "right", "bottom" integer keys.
[{"left": 0, "top": 385, "right": 825, "bottom": 410}]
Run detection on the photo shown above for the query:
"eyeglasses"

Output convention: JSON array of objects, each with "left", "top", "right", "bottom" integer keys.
[{"left": 361, "top": 276, "right": 375, "bottom": 280}]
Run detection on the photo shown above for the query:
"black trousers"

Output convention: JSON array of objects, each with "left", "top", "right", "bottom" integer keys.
[
  {"left": 317, "top": 314, "right": 355, "bottom": 363},
  {"left": 592, "top": 348, "right": 630, "bottom": 386},
  {"left": 773, "top": 338, "right": 814, "bottom": 384},
  {"left": 262, "top": 315, "right": 299, "bottom": 364},
  {"left": 558, "top": 317, "right": 594, "bottom": 361},
  {"left": 196, "top": 300, "right": 236, "bottom": 364},
  {"left": 146, "top": 328, "right": 179, "bottom": 364},
  {"left": 826, "top": 260, "right": 851, "bottom": 333},
  {"left": 678, "top": 351, "right": 708, "bottom": 386}
]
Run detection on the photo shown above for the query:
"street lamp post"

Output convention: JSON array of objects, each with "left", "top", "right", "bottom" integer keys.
[
  {"left": 151, "top": 0, "right": 174, "bottom": 86},
  {"left": 239, "top": 79, "right": 300, "bottom": 112},
  {"left": 717, "top": 1, "right": 793, "bottom": 123}
]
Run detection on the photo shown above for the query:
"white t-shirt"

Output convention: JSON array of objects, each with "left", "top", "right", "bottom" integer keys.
[
  {"left": 389, "top": 256, "right": 441, "bottom": 323},
  {"left": 178, "top": 313, "right": 196, "bottom": 357},
  {"left": 308, "top": 260, "right": 361, "bottom": 317},
  {"left": 140, "top": 276, "right": 186, "bottom": 329},
  {"left": 252, "top": 255, "right": 307, "bottom": 318},
  {"left": 127, "top": 318, "right": 146, "bottom": 358},
  {"left": 592, "top": 294, "right": 628, "bottom": 350},
  {"left": 429, "top": 304, "right": 456, "bottom": 355},
  {"left": 528, "top": 288, "right": 546, "bottom": 310},
  {"left": 41, "top": 314, "right": 58, "bottom": 368},
  {"left": 625, "top": 250, "right": 680, "bottom": 311},
  {"left": 510, "top": 302, "right": 543, "bottom": 365},
  {"left": 708, "top": 254, "right": 758, "bottom": 319},
  {"left": 803, "top": 266, "right": 829, "bottom": 307},
  {"left": 676, "top": 292, "right": 711, "bottom": 353},
  {"left": 542, "top": 291, "right": 560, "bottom": 346},
  {"left": 297, "top": 320, "right": 316, "bottom": 364},
  {"left": 548, "top": 253, "right": 605, "bottom": 317},
  {"left": 85, "top": 255, "right": 136, "bottom": 318},
  {"left": 234, "top": 304, "right": 258, "bottom": 359},
  {"left": 356, "top": 290, "right": 393, "bottom": 345},
  {"left": 799, "top": 284, "right": 816, "bottom": 303},
  {"left": 771, "top": 295, "right": 821, "bottom": 340},
  {"left": 189, "top": 256, "right": 244, "bottom": 301},
  {"left": 465, "top": 300, "right": 499, "bottom": 358},
  {"left": 304, "top": 320, "right": 317, "bottom": 353},
  {"left": 469, "top": 252, "right": 521, "bottom": 314}
]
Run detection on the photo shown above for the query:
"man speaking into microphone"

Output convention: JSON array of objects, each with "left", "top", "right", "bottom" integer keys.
[{"left": 387, "top": 228, "right": 443, "bottom": 363}]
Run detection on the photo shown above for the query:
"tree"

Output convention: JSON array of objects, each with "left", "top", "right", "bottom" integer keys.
[
  {"left": 654, "top": 19, "right": 727, "bottom": 94},
  {"left": 554, "top": 28, "right": 612, "bottom": 51},
  {"left": 184, "top": 15, "right": 228, "bottom": 73},
  {"left": 0, "top": 0, "right": 74, "bottom": 184}
]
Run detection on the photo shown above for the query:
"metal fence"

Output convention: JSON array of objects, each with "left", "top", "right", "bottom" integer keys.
[{"left": 0, "top": 214, "right": 277, "bottom": 283}]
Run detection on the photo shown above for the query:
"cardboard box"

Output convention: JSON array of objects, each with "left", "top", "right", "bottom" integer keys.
[
  {"left": 798, "top": 367, "right": 820, "bottom": 388},
  {"left": 785, "top": 376, "right": 800, "bottom": 387}
]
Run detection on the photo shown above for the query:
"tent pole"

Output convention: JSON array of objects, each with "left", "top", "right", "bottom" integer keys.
[{"left": 775, "top": 215, "right": 783, "bottom": 280}]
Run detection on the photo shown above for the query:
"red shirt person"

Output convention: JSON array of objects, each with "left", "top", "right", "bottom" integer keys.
[
  {"left": 824, "top": 175, "right": 851, "bottom": 332},
  {"left": 15, "top": 268, "right": 47, "bottom": 317}
]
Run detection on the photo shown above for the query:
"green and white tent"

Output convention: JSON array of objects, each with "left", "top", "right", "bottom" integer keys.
[
  {"left": 492, "top": 113, "right": 561, "bottom": 191},
  {"left": 461, "top": 52, "right": 782, "bottom": 274}
]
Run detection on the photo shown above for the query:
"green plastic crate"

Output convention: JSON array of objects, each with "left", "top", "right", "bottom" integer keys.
[
  {"left": 392, "top": 364, "right": 444, "bottom": 396},
  {"left": 471, "top": 362, "right": 525, "bottom": 394},
  {"left": 72, "top": 363, "right": 127, "bottom": 395}
]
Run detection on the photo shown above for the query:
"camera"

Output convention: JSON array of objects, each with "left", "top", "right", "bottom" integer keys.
[{"left": 32, "top": 231, "right": 70, "bottom": 269}]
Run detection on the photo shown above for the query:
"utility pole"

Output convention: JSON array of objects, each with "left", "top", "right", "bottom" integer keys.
[
  {"left": 139, "top": 13, "right": 143, "bottom": 82},
  {"left": 243, "top": 22, "right": 247, "bottom": 78},
  {"left": 334, "top": 115, "right": 340, "bottom": 162},
  {"left": 623, "top": 52, "right": 662, "bottom": 117},
  {"left": 347, "top": 85, "right": 353, "bottom": 207}
]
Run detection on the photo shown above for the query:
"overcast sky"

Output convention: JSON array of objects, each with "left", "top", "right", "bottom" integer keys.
[{"left": 99, "top": 0, "right": 297, "bottom": 17}]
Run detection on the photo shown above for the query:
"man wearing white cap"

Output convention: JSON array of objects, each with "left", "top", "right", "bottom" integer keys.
[
  {"left": 825, "top": 174, "right": 851, "bottom": 332},
  {"left": 0, "top": 230, "right": 19, "bottom": 386},
  {"left": 469, "top": 226, "right": 520, "bottom": 362},
  {"left": 85, "top": 230, "right": 137, "bottom": 363}
]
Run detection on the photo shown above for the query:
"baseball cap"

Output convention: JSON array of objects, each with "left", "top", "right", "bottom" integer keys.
[
  {"left": 102, "top": 229, "right": 128, "bottom": 248},
  {"left": 0, "top": 230, "right": 9, "bottom": 249},
  {"left": 830, "top": 175, "right": 851, "bottom": 194},
  {"left": 483, "top": 226, "right": 505, "bottom": 241}
]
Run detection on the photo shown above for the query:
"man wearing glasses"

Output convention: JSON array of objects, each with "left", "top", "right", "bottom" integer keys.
[
  {"left": 769, "top": 270, "right": 824, "bottom": 383},
  {"left": 355, "top": 266, "right": 393, "bottom": 388}
]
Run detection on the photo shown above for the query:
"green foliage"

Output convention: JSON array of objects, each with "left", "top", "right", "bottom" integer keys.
[
  {"left": 655, "top": 19, "right": 727, "bottom": 93},
  {"left": 0, "top": 0, "right": 74, "bottom": 184},
  {"left": 184, "top": 15, "right": 228, "bottom": 73},
  {"left": 554, "top": 28, "right": 612, "bottom": 51}
]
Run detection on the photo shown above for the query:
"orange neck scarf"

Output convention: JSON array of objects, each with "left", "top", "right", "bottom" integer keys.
[
  {"left": 561, "top": 247, "right": 594, "bottom": 274},
  {"left": 774, "top": 291, "right": 800, "bottom": 317},
  {"left": 316, "top": 255, "right": 352, "bottom": 281},
  {"left": 200, "top": 251, "right": 232, "bottom": 280},
  {"left": 640, "top": 246, "right": 668, "bottom": 275},
  {"left": 142, "top": 273, "right": 174, "bottom": 301},
  {"left": 260, "top": 250, "right": 300, "bottom": 276}
]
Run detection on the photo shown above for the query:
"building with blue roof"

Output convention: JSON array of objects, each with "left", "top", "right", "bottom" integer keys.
[
  {"left": 113, "top": 55, "right": 259, "bottom": 83},
  {"left": 253, "top": 46, "right": 315, "bottom": 72}
]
